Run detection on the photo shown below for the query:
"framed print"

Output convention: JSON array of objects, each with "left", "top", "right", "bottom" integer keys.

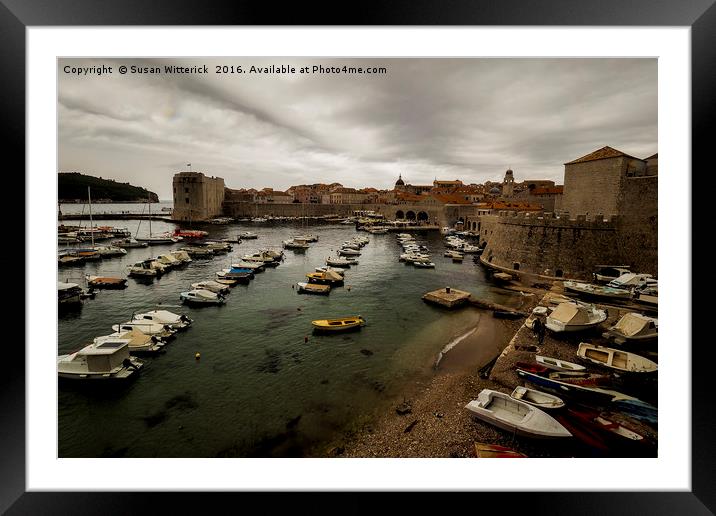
[{"left": 3, "top": 0, "right": 711, "bottom": 513}]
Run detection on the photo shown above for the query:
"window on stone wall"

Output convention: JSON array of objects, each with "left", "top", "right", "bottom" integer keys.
[
  {"left": 555, "top": 269, "right": 563, "bottom": 278},
  {"left": 185, "top": 197, "right": 190, "bottom": 203},
  {"left": 513, "top": 263, "right": 520, "bottom": 270},
  {"left": 185, "top": 187, "right": 189, "bottom": 193}
]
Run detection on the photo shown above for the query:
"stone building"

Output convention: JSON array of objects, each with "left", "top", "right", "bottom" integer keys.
[
  {"left": 477, "top": 145, "right": 657, "bottom": 279},
  {"left": 172, "top": 171, "right": 225, "bottom": 221},
  {"left": 561, "top": 146, "right": 648, "bottom": 217}
]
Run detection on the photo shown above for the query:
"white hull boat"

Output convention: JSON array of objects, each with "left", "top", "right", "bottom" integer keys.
[
  {"left": 465, "top": 389, "right": 571, "bottom": 438},
  {"left": 535, "top": 355, "right": 586, "bottom": 372},
  {"left": 191, "top": 281, "right": 231, "bottom": 295},
  {"left": 603, "top": 312, "right": 657, "bottom": 344},
  {"left": 131, "top": 310, "right": 192, "bottom": 330},
  {"left": 180, "top": 288, "right": 225, "bottom": 305},
  {"left": 545, "top": 302, "right": 607, "bottom": 332},
  {"left": 338, "top": 248, "right": 361, "bottom": 257},
  {"left": 577, "top": 343, "right": 658, "bottom": 373},
  {"left": 57, "top": 340, "right": 144, "bottom": 380}
]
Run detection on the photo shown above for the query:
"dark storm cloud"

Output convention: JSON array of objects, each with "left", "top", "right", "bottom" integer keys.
[{"left": 59, "top": 58, "right": 657, "bottom": 198}]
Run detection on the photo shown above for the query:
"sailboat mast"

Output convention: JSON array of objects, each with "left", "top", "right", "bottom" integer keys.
[
  {"left": 148, "top": 193, "right": 152, "bottom": 237},
  {"left": 87, "top": 186, "right": 94, "bottom": 247}
]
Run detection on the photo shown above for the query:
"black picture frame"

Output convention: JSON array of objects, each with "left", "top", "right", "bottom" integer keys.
[{"left": 3, "top": 1, "right": 708, "bottom": 513}]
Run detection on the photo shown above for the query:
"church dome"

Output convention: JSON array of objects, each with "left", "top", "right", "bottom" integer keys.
[{"left": 395, "top": 174, "right": 405, "bottom": 186}]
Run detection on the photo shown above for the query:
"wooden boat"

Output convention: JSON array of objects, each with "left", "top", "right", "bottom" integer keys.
[
  {"left": 296, "top": 282, "right": 331, "bottom": 295},
  {"left": 473, "top": 442, "right": 527, "bottom": 458},
  {"left": 86, "top": 276, "right": 128, "bottom": 289},
  {"left": 545, "top": 302, "right": 607, "bottom": 332},
  {"left": 311, "top": 316, "right": 366, "bottom": 332},
  {"left": 603, "top": 313, "right": 658, "bottom": 344},
  {"left": 510, "top": 386, "right": 565, "bottom": 410},
  {"left": 535, "top": 355, "right": 586, "bottom": 372},
  {"left": 577, "top": 343, "right": 658, "bottom": 373},
  {"left": 548, "top": 371, "right": 611, "bottom": 387},
  {"left": 464, "top": 389, "right": 571, "bottom": 438}
]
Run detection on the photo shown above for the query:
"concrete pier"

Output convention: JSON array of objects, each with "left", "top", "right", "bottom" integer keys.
[{"left": 422, "top": 287, "right": 471, "bottom": 308}]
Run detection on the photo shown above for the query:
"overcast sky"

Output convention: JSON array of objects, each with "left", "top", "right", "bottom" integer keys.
[{"left": 59, "top": 58, "right": 657, "bottom": 199}]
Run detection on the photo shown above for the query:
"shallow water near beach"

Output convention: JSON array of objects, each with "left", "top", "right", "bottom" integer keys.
[{"left": 58, "top": 217, "right": 519, "bottom": 457}]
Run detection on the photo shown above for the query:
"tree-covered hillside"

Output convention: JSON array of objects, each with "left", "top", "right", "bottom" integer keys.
[{"left": 58, "top": 172, "right": 159, "bottom": 202}]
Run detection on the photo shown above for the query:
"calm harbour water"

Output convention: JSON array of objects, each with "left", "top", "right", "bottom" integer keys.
[{"left": 58, "top": 215, "right": 518, "bottom": 457}]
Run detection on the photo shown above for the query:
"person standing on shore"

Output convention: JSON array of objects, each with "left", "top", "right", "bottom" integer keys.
[{"left": 533, "top": 317, "right": 546, "bottom": 345}]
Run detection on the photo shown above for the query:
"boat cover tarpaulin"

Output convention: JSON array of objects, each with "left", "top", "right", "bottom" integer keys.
[
  {"left": 550, "top": 303, "right": 589, "bottom": 325},
  {"left": 613, "top": 313, "right": 657, "bottom": 337}
]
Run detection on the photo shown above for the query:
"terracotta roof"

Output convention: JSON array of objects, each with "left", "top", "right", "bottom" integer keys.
[
  {"left": 480, "top": 201, "right": 543, "bottom": 211},
  {"left": 564, "top": 146, "right": 643, "bottom": 165}
]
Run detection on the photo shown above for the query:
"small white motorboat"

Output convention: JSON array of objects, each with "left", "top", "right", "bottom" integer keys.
[
  {"left": 131, "top": 310, "right": 192, "bottom": 330},
  {"left": 94, "top": 246, "right": 127, "bottom": 257},
  {"left": 510, "top": 386, "right": 565, "bottom": 410},
  {"left": 283, "top": 239, "right": 310, "bottom": 250},
  {"left": 326, "top": 257, "right": 355, "bottom": 267},
  {"left": 563, "top": 281, "right": 632, "bottom": 300},
  {"left": 545, "top": 302, "right": 607, "bottom": 332},
  {"left": 170, "top": 250, "right": 193, "bottom": 264},
  {"left": 57, "top": 340, "right": 144, "bottom": 380},
  {"left": 465, "top": 389, "right": 572, "bottom": 439},
  {"left": 231, "top": 261, "right": 265, "bottom": 272},
  {"left": 157, "top": 253, "right": 182, "bottom": 269},
  {"left": 111, "top": 321, "right": 175, "bottom": 338},
  {"left": 127, "top": 260, "right": 158, "bottom": 278},
  {"left": 535, "top": 355, "right": 586, "bottom": 372},
  {"left": 337, "top": 248, "right": 361, "bottom": 257},
  {"left": 180, "top": 289, "right": 225, "bottom": 306},
  {"left": 413, "top": 261, "right": 435, "bottom": 268},
  {"left": 577, "top": 343, "right": 658, "bottom": 373}
]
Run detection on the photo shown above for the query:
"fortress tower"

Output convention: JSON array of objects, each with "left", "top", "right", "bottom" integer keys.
[{"left": 172, "top": 171, "right": 225, "bottom": 222}]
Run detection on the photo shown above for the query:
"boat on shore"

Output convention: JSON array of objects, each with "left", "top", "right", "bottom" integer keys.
[
  {"left": 473, "top": 442, "right": 527, "bottom": 458},
  {"left": 296, "top": 282, "right": 331, "bottom": 295},
  {"left": 535, "top": 355, "right": 586, "bottom": 372},
  {"left": 577, "top": 343, "right": 658, "bottom": 373},
  {"left": 603, "top": 313, "right": 658, "bottom": 344},
  {"left": 545, "top": 302, "right": 607, "bottom": 332},
  {"left": 58, "top": 340, "right": 144, "bottom": 381},
  {"left": 510, "top": 386, "right": 565, "bottom": 410},
  {"left": 563, "top": 281, "right": 632, "bottom": 300},
  {"left": 311, "top": 316, "right": 366, "bottom": 332},
  {"left": 465, "top": 389, "right": 572, "bottom": 438},
  {"left": 516, "top": 369, "right": 634, "bottom": 405}
]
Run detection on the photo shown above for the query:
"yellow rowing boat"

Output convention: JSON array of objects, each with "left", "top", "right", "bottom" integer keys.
[{"left": 311, "top": 316, "right": 366, "bottom": 332}]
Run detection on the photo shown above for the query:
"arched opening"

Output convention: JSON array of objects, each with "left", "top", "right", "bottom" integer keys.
[
  {"left": 406, "top": 211, "right": 416, "bottom": 220},
  {"left": 472, "top": 221, "right": 477, "bottom": 230},
  {"left": 555, "top": 269, "right": 563, "bottom": 278},
  {"left": 513, "top": 262, "right": 520, "bottom": 270},
  {"left": 396, "top": 210, "right": 405, "bottom": 219},
  {"left": 417, "top": 211, "right": 428, "bottom": 221}
]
